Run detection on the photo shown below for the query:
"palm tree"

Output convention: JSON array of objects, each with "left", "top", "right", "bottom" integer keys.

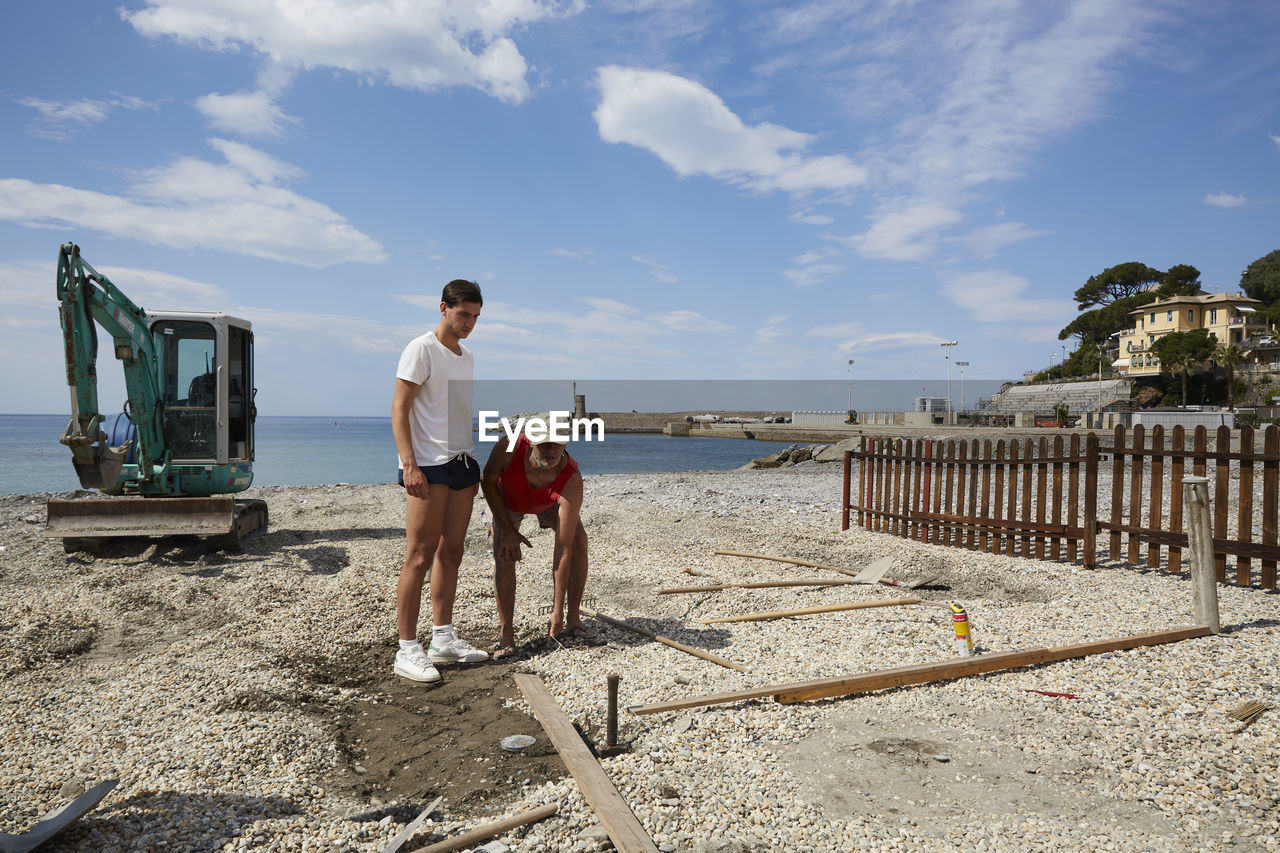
[{"left": 1215, "top": 343, "right": 1248, "bottom": 410}]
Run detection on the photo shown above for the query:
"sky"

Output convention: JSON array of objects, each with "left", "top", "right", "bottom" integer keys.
[{"left": 1, "top": 0, "right": 1278, "bottom": 417}]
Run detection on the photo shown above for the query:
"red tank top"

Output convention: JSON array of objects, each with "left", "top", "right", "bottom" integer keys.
[{"left": 498, "top": 435, "right": 579, "bottom": 514}]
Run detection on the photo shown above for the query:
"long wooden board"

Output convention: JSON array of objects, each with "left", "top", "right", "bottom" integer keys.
[
  {"left": 582, "top": 607, "right": 747, "bottom": 672},
  {"left": 513, "top": 674, "right": 660, "bottom": 853},
  {"left": 629, "top": 626, "right": 1211, "bottom": 715}
]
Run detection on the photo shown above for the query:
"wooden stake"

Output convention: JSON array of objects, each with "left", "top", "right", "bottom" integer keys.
[
  {"left": 513, "top": 674, "right": 659, "bottom": 853},
  {"left": 701, "top": 597, "right": 921, "bottom": 624},
  {"left": 659, "top": 578, "right": 854, "bottom": 595},
  {"left": 713, "top": 550, "right": 909, "bottom": 587},
  {"left": 407, "top": 803, "right": 557, "bottom": 853},
  {"left": 629, "top": 626, "right": 1212, "bottom": 715},
  {"left": 582, "top": 607, "right": 747, "bottom": 672}
]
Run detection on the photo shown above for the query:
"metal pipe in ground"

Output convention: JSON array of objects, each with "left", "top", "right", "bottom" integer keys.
[
  {"left": 1183, "top": 476, "right": 1221, "bottom": 634},
  {"left": 606, "top": 673, "right": 620, "bottom": 748}
]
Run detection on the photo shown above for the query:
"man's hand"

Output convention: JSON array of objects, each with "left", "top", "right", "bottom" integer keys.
[
  {"left": 402, "top": 464, "right": 429, "bottom": 500},
  {"left": 497, "top": 530, "right": 532, "bottom": 563}
]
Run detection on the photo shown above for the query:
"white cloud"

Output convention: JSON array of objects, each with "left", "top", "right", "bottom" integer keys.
[
  {"left": 953, "top": 221, "right": 1050, "bottom": 257},
  {"left": 941, "top": 269, "right": 1074, "bottom": 341},
  {"left": 835, "top": 331, "right": 950, "bottom": 355},
  {"left": 783, "top": 248, "right": 844, "bottom": 287},
  {"left": 595, "top": 66, "right": 866, "bottom": 196},
  {"left": 0, "top": 138, "right": 385, "bottom": 267},
  {"left": 1203, "top": 191, "right": 1247, "bottom": 208},
  {"left": 123, "top": 0, "right": 573, "bottom": 104},
  {"left": 579, "top": 297, "right": 639, "bottom": 315},
  {"left": 654, "top": 309, "right": 732, "bottom": 332},
  {"left": 196, "top": 90, "right": 299, "bottom": 139},
  {"left": 13, "top": 94, "right": 159, "bottom": 141},
  {"left": 848, "top": 203, "right": 963, "bottom": 261},
  {"left": 1271, "top": 133, "right": 1280, "bottom": 152},
  {"left": 787, "top": 210, "right": 834, "bottom": 225},
  {"left": 628, "top": 253, "right": 678, "bottom": 283},
  {"left": 754, "top": 314, "right": 792, "bottom": 345},
  {"left": 547, "top": 245, "right": 596, "bottom": 260}
]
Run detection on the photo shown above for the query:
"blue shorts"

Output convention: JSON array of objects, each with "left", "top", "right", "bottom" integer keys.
[{"left": 398, "top": 455, "right": 480, "bottom": 491}]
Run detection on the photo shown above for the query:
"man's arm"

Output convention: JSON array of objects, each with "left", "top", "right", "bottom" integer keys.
[
  {"left": 480, "top": 435, "right": 532, "bottom": 558},
  {"left": 391, "top": 378, "right": 428, "bottom": 499},
  {"left": 553, "top": 472, "right": 584, "bottom": 572}
]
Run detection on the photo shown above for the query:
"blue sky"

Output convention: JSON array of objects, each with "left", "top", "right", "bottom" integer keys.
[{"left": 2, "top": 0, "right": 1278, "bottom": 416}]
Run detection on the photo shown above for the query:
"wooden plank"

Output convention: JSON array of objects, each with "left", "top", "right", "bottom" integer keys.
[
  {"left": 1128, "top": 424, "right": 1145, "bottom": 564},
  {"left": 909, "top": 439, "right": 923, "bottom": 541},
  {"left": 1093, "top": 523, "right": 1280, "bottom": 560},
  {"left": 583, "top": 607, "right": 746, "bottom": 672},
  {"left": 630, "top": 627, "right": 1213, "bottom": 715},
  {"left": 955, "top": 440, "right": 969, "bottom": 550},
  {"left": 1110, "top": 425, "right": 1126, "bottom": 561},
  {"left": 914, "top": 512, "right": 1071, "bottom": 534},
  {"left": 659, "top": 579, "right": 854, "bottom": 594},
  {"left": 863, "top": 437, "right": 875, "bottom": 531},
  {"left": 1262, "top": 426, "right": 1278, "bottom": 589},
  {"left": 1005, "top": 439, "right": 1019, "bottom": 557},
  {"left": 966, "top": 439, "right": 980, "bottom": 551},
  {"left": 892, "top": 438, "right": 904, "bottom": 538},
  {"left": 930, "top": 440, "right": 944, "bottom": 545},
  {"left": 1067, "top": 433, "right": 1080, "bottom": 563},
  {"left": 1214, "top": 425, "right": 1230, "bottom": 581},
  {"left": 702, "top": 597, "right": 922, "bottom": 624},
  {"left": 842, "top": 450, "right": 852, "bottom": 532},
  {"left": 1147, "top": 425, "right": 1164, "bottom": 569},
  {"left": 992, "top": 440, "right": 1006, "bottom": 556},
  {"left": 1035, "top": 437, "right": 1048, "bottom": 560},
  {"left": 1237, "top": 425, "right": 1254, "bottom": 586},
  {"left": 1169, "top": 425, "right": 1186, "bottom": 573},
  {"left": 1020, "top": 438, "right": 1033, "bottom": 558},
  {"left": 1050, "top": 435, "right": 1063, "bottom": 561},
  {"left": 979, "top": 439, "right": 993, "bottom": 554},
  {"left": 942, "top": 441, "right": 956, "bottom": 546},
  {"left": 1083, "top": 432, "right": 1098, "bottom": 567},
  {"left": 514, "top": 674, "right": 660, "bottom": 853},
  {"left": 409, "top": 803, "right": 557, "bottom": 853}
]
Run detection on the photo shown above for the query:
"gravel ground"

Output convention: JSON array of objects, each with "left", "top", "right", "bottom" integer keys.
[{"left": 0, "top": 455, "right": 1277, "bottom": 852}]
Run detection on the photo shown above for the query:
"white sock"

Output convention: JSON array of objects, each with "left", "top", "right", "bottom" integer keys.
[
  {"left": 398, "top": 638, "right": 420, "bottom": 653},
  {"left": 432, "top": 624, "right": 454, "bottom": 645}
]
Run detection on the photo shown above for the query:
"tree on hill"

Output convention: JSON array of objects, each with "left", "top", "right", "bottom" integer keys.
[
  {"left": 1150, "top": 329, "right": 1216, "bottom": 406},
  {"left": 1058, "top": 262, "right": 1202, "bottom": 371},
  {"left": 1240, "top": 249, "right": 1280, "bottom": 326},
  {"left": 1214, "top": 342, "right": 1248, "bottom": 410}
]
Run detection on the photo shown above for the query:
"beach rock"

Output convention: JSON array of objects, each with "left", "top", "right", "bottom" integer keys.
[{"left": 814, "top": 438, "right": 860, "bottom": 463}]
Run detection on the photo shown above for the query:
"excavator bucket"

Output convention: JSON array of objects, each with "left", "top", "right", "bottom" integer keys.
[
  {"left": 43, "top": 496, "right": 267, "bottom": 549},
  {"left": 70, "top": 442, "right": 129, "bottom": 491}
]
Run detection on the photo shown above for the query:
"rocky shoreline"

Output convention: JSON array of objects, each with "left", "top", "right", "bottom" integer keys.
[{"left": 1, "top": 460, "right": 1277, "bottom": 851}]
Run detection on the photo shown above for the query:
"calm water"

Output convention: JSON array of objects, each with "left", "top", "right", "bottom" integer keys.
[{"left": 0, "top": 415, "right": 798, "bottom": 495}]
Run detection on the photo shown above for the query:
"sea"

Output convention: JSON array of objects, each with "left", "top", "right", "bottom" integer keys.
[{"left": 1, "top": 414, "right": 799, "bottom": 496}]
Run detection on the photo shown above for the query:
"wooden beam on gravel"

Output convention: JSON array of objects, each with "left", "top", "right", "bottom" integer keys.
[
  {"left": 408, "top": 803, "right": 556, "bottom": 853},
  {"left": 513, "top": 674, "right": 659, "bottom": 853},
  {"left": 629, "top": 626, "right": 1212, "bottom": 715},
  {"left": 659, "top": 578, "right": 855, "bottom": 595},
  {"left": 582, "top": 606, "right": 747, "bottom": 673},
  {"left": 701, "top": 597, "right": 922, "bottom": 624}
]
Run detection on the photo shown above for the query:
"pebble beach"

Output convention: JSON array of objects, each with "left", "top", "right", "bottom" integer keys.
[{"left": 1, "top": 453, "right": 1278, "bottom": 852}]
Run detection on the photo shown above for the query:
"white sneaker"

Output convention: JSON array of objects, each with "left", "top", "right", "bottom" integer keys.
[
  {"left": 428, "top": 635, "right": 490, "bottom": 664},
  {"left": 393, "top": 645, "right": 441, "bottom": 682}
]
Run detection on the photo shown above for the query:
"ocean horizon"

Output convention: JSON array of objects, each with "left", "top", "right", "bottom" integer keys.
[{"left": 1, "top": 414, "right": 801, "bottom": 496}]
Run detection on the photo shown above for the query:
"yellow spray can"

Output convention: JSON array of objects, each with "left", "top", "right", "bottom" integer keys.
[{"left": 950, "top": 603, "right": 974, "bottom": 656}]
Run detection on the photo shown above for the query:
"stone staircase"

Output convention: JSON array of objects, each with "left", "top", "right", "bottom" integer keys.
[{"left": 985, "top": 378, "right": 1130, "bottom": 413}]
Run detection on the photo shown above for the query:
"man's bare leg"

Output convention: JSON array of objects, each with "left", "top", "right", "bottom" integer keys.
[
  {"left": 549, "top": 522, "right": 588, "bottom": 636},
  {"left": 493, "top": 520, "right": 520, "bottom": 649},
  {"left": 397, "top": 484, "right": 449, "bottom": 642},
  {"left": 429, "top": 483, "right": 478, "bottom": 627}
]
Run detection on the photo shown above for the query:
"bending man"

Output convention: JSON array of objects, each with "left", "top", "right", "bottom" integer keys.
[{"left": 480, "top": 417, "right": 592, "bottom": 657}]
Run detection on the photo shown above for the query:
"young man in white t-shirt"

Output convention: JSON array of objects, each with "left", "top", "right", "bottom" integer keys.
[{"left": 390, "top": 279, "right": 489, "bottom": 682}]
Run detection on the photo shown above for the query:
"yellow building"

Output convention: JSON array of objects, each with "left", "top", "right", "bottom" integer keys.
[{"left": 1115, "top": 291, "right": 1268, "bottom": 377}]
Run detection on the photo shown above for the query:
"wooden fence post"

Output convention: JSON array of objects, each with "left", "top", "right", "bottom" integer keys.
[
  {"left": 841, "top": 450, "right": 851, "bottom": 531},
  {"left": 1183, "top": 476, "right": 1221, "bottom": 634}
]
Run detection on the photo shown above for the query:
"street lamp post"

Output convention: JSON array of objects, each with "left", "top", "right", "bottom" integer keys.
[
  {"left": 847, "top": 359, "right": 855, "bottom": 423},
  {"left": 940, "top": 341, "right": 958, "bottom": 421},
  {"left": 956, "top": 361, "right": 969, "bottom": 412}
]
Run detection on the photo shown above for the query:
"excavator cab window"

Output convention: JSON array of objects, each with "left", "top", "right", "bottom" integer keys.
[
  {"left": 228, "top": 324, "right": 252, "bottom": 461},
  {"left": 153, "top": 320, "right": 217, "bottom": 460}
]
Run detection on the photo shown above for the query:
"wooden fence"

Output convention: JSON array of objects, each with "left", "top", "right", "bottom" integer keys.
[{"left": 841, "top": 424, "right": 1280, "bottom": 590}]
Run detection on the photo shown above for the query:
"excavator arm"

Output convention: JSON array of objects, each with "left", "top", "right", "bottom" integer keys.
[{"left": 57, "top": 242, "right": 167, "bottom": 491}]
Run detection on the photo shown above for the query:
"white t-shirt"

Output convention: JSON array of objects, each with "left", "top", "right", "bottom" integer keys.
[{"left": 396, "top": 331, "right": 474, "bottom": 468}]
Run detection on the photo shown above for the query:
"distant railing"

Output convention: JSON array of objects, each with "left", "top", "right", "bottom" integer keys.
[{"left": 841, "top": 424, "right": 1280, "bottom": 590}]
